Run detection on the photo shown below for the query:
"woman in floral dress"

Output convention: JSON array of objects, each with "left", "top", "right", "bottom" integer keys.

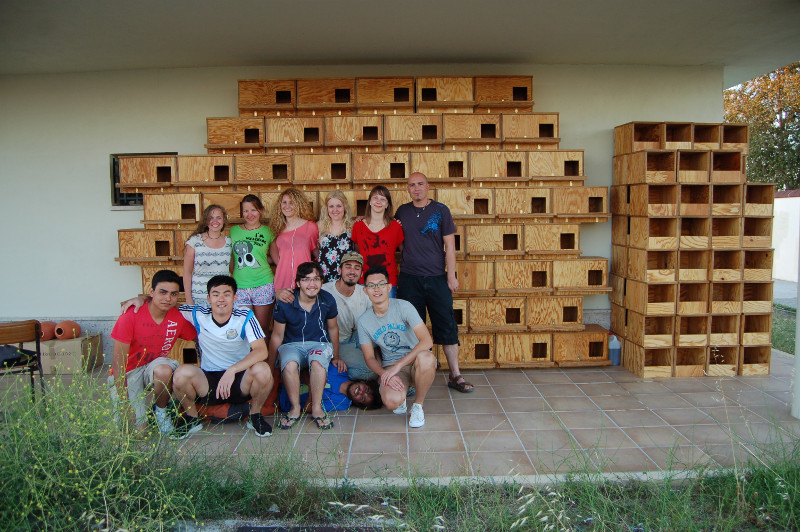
[{"left": 317, "top": 190, "right": 356, "bottom": 283}]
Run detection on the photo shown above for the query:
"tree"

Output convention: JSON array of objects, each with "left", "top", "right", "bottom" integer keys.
[{"left": 724, "top": 62, "right": 800, "bottom": 190}]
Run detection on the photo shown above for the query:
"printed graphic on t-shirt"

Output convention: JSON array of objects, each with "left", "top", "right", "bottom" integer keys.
[
  {"left": 373, "top": 324, "right": 411, "bottom": 353},
  {"left": 422, "top": 212, "right": 442, "bottom": 235},
  {"left": 233, "top": 240, "right": 261, "bottom": 269}
]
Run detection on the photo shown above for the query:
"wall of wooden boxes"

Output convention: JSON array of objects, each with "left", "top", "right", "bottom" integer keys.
[
  {"left": 610, "top": 121, "right": 774, "bottom": 378},
  {"left": 117, "top": 76, "right": 612, "bottom": 369}
]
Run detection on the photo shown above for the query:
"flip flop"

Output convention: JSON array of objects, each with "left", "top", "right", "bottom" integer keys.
[
  {"left": 447, "top": 374, "right": 474, "bottom": 393},
  {"left": 312, "top": 413, "right": 334, "bottom": 430},
  {"left": 279, "top": 414, "right": 300, "bottom": 430}
]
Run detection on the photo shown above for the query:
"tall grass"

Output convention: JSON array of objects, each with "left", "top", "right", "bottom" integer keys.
[{"left": 772, "top": 304, "right": 796, "bottom": 354}]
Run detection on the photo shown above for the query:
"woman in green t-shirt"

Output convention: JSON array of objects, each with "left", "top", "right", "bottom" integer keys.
[{"left": 230, "top": 194, "right": 276, "bottom": 336}]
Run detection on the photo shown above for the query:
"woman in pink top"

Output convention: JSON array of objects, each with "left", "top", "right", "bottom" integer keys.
[{"left": 269, "top": 187, "right": 319, "bottom": 290}]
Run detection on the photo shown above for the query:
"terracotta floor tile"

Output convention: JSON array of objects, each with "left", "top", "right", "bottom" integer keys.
[
  {"left": 556, "top": 411, "right": 614, "bottom": 429},
  {"left": 415, "top": 399, "right": 456, "bottom": 415},
  {"left": 462, "top": 430, "right": 523, "bottom": 452},
  {"left": 456, "top": 412, "right": 512, "bottom": 432},
  {"left": 726, "top": 422, "right": 799, "bottom": 446},
  {"left": 528, "top": 449, "right": 593, "bottom": 475},
  {"left": 412, "top": 413, "right": 460, "bottom": 432},
  {"left": 744, "top": 403, "right": 798, "bottom": 423},
  {"left": 499, "top": 397, "right": 550, "bottom": 413},
  {"left": 178, "top": 433, "right": 245, "bottom": 455},
  {"left": 622, "top": 426, "right": 690, "bottom": 448},
  {"left": 659, "top": 379, "right": 715, "bottom": 393},
  {"left": 699, "top": 406, "right": 767, "bottom": 424},
  {"left": 440, "top": 372, "right": 489, "bottom": 387},
  {"left": 577, "top": 382, "right": 629, "bottom": 396},
  {"left": 605, "top": 409, "right": 667, "bottom": 428},
  {"left": 492, "top": 383, "right": 542, "bottom": 398},
  {"left": 453, "top": 398, "right": 504, "bottom": 414},
  {"left": 408, "top": 452, "right": 472, "bottom": 477},
  {"left": 547, "top": 396, "right": 601, "bottom": 412},
  {"left": 672, "top": 423, "right": 738, "bottom": 446},
  {"left": 235, "top": 433, "right": 297, "bottom": 455},
  {"left": 566, "top": 370, "right": 614, "bottom": 384},
  {"left": 677, "top": 392, "right": 730, "bottom": 408},
  {"left": 592, "top": 395, "right": 646, "bottom": 411},
  {"left": 634, "top": 393, "right": 692, "bottom": 409},
  {"left": 640, "top": 446, "right": 715, "bottom": 470},
  {"left": 469, "top": 450, "right": 536, "bottom": 476},
  {"left": 346, "top": 453, "right": 409, "bottom": 478},
  {"left": 702, "top": 443, "right": 759, "bottom": 467},
  {"left": 619, "top": 381, "right": 671, "bottom": 394},
  {"left": 517, "top": 429, "right": 578, "bottom": 452},
  {"left": 524, "top": 369, "right": 572, "bottom": 384},
  {"left": 651, "top": 407, "right": 712, "bottom": 426},
  {"left": 586, "top": 447, "right": 659, "bottom": 472},
  {"left": 294, "top": 433, "right": 353, "bottom": 455},
  {"left": 535, "top": 383, "right": 584, "bottom": 397},
  {"left": 409, "top": 431, "right": 466, "bottom": 453},
  {"left": 486, "top": 372, "right": 537, "bottom": 386},
  {"left": 354, "top": 413, "right": 410, "bottom": 433},
  {"left": 571, "top": 428, "right": 637, "bottom": 449},
  {"left": 420, "top": 385, "right": 453, "bottom": 400},
  {"left": 299, "top": 414, "right": 355, "bottom": 434},
  {"left": 507, "top": 411, "right": 564, "bottom": 431},
  {"left": 349, "top": 432, "right": 407, "bottom": 454}
]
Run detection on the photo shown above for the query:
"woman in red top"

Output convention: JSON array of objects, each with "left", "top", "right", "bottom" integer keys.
[{"left": 351, "top": 185, "right": 404, "bottom": 297}]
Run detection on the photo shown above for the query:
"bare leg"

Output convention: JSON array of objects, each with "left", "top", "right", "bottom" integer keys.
[
  {"left": 240, "top": 362, "right": 273, "bottom": 413},
  {"left": 152, "top": 364, "right": 174, "bottom": 408},
  {"left": 443, "top": 344, "right": 474, "bottom": 391},
  {"left": 281, "top": 361, "right": 302, "bottom": 419},
  {"left": 380, "top": 381, "right": 407, "bottom": 411},
  {"left": 252, "top": 303, "right": 274, "bottom": 338},
  {"left": 308, "top": 360, "right": 327, "bottom": 419},
  {"left": 171, "top": 365, "right": 209, "bottom": 417},
  {"left": 412, "top": 351, "right": 437, "bottom": 405}
]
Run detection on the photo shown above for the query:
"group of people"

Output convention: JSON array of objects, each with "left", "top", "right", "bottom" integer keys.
[{"left": 110, "top": 172, "right": 474, "bottom": 439}]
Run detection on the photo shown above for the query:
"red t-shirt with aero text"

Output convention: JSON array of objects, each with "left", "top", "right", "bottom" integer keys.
[{"left": 111, "top": 304, "right": 196, "bottom": 374}]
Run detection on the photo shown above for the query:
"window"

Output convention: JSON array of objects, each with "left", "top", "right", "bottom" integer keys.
[{"left": 110, "top": 152, "right": 177, "bottom": 207}]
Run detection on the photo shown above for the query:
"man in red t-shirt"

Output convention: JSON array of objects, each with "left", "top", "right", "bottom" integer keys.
[{"left": 109, "top": 270, "right": 196, "bottom": 432}]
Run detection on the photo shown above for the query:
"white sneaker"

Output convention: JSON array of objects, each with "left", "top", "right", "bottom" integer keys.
[
  {"left": 409, "top": 403, "right": 425, "bottom": 428},
  {"left": 392, "top": 399, "right": 407, "bottom": 415},
  {"left": 153, "top": 406, "right": 175, "bottom": 434}
]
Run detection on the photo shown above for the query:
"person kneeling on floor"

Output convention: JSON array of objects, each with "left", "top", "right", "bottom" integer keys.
[{"left": 357, "top": 265, "right": 435, "bottom": 428}]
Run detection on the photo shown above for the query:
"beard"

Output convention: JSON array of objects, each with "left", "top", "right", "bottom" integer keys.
[{"left": 342, "top": 277, "right": 359, "bottom": 287}]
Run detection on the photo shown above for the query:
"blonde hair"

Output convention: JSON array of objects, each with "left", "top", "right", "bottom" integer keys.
[
  {"left": 191, "top": 204, "right": 228, "bottom": 237},
  {"left": 364, "top": 185, "right": 393, "bottom": 227},
  {"left": 318, "top": 190, "right": 354, "bottom": 236},
  {"left": 269, "top": 187, "right": 315, "bottom": 234}
]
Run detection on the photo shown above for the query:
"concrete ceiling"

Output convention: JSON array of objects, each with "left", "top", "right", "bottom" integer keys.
[{"left": 2, "top": 0, "right": 798, "bottom": 86}]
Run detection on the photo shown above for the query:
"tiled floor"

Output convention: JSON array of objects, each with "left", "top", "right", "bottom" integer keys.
[{"left": 4, "top": 351, "right": 798, "bottom": 481}]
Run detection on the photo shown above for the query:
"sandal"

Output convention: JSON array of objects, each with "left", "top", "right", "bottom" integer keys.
[
  {"left": 447, "top": 374, "right": 474, "bottom": 393},
  {"left": 279, "top": 414, "right": 300, "bottom": 430},
  {"left": 312, "top": 413, "right": 334, "bottom": 430}
]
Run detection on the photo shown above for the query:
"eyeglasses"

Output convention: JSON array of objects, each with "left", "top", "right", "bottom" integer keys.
[
  {"left": 365, "top": 281, "right": 389, "bottom": 290},
  {"left": 299, "top": 276, "right": 322, "bottom": 283}
]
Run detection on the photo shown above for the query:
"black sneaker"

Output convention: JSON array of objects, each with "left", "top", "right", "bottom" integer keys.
[
  {"left": 247, "top": 412, "right": 272, "bottom": 437},
  {"left": 169, "top": 414, "right": 202, "bottom": 440}
]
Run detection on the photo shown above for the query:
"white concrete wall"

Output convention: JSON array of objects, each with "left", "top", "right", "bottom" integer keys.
[
  {"left": 773, "top": 197, "right": 800, "bottom": 282},
  {"left": 0, "top": 63, "right": 725, "bottom": 321}
]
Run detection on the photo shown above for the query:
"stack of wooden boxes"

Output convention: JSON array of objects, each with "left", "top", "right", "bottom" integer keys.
[
  {"left": 610, "top": 122, "right": 774, "bottom": 377},
  {"left": 117, "top": 76, "right": 612, "bottom": 369}
]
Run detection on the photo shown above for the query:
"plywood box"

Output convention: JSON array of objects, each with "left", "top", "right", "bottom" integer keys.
[
  {"left": 551, "top": 186, "right": 607, "bottom": 216},
  {"left": 265, "top": 117, "right": 324, "bottom": 148},
  {"left": 176, "top": 155, "right": 234, "bottom": 185},
  {"left": 442, "top": 114, "right": 501, "bottom": 146},
  {"left": 494, "top": 260, "right": 552, "bottom": 294},
  {"left": 742, "top": 282, "right": 773, "bottom": 313},
  {"left": 352, "top": 152, "right": 409, "bottom": 182},
  {"left": 614, "top": 122, "right": 664, "bottom": 155},
  {"left": 743, "top": 249, "right": 773, "bottom": 281},
  {"left": 234, "top": 154, "right": 292, "bottom": 184},
  {"left": 711, "top": 184, "right": 742, "bottom": 216},
  {"left": 721, "top": 124, "right": 749, "bottom": 153},
  {"left": 144, "top": 193, "right": 201, "bottom": 223},
  {"left": 710, "top": 282, "right": 743, "bottom": 314},
  {"left": 525, "top": 224, "right": 581, "bottom": 256},
  {"left": 711, "top": 217, "right": 742, "bottom": 249},
  {"left": 438, "top": 334, "right": 495, "bottom": 369},
  {"left": 293, "top": 153, "right": 351, "bottom": 183},
  {"left": 494, "top": 187, "right": 551, "bottom": 220},
  {"left": 468, "top": 297, "right": 527, "bottom": 331},
  {"left": 624, "top": 279, "right": 676, "bottom": 315},
  {"left": 436, "top": 187, "right": 493, "bottom": 217},
  {"left": 206, "top": 117, "right": 265, "bottom": 147},
  {"left": 677, "top": 151, "right": 710, "bottom": 183},
  {"left": 553, "top": 325, "right": 609, "bottom": 366},
  {"left": 613, "top": 151, "right": 676, "bottom": 185},
  {"left": 238, "top": 79, "right": 296, "bottom": 116},
  {"left": 679, "top": 184, "right": 710, "bottom": 216},
  {"left": 611, "top": 245, "right": 628, "bottom": 277},
  {"left": 552, "top": 257, "right": 608, "bottom": 292},
  {"left": 384, "top": 114, "right": 443, "bottom": 150},
  {"left": 679, "top": 249, "right": 711, "bottom": 281},
  {"left": 527, "top": 296, "right": 583, "bottom": 330},
  {"left": 744, "top": 183, "right": 774, "bottom": 216},
  {"left": 627, "top": 249, "right": 676, "bottom": 283},
  {"left": 740, "top": 345, "right": 770, "bottom": 375},
  {"left": 711, "top": 151, "right": 744, "bottom": 183},
  {"left": 529, "top": 150, "right": 584, "bottom": 177},
  {"left": 118, "top": 156, "right": 176, "bottom": 188},
  {"left": 496, "top": 333, "right": 553, "bottom": 367},
  {"left": 675, "top": 315, "right": 709, "bottom": 347},
  {"left": 324, "top": 115, "right": 383, "bottom": 147},
  {"left": 707, "top": 345, "right": 738, "bottom": 377},
  {"left": 502, "top": 113, "right": 560, "bottom": 150},
  {"left": 742, "top": 217, "right": 773, "bottom": 248},
  {"left": 296, "top": 78, "right": 355, "bottom": 113},
  {"left": 466, "top": 224, "right": 524, "bottom": 256},
  {"left": 626, "top": 311, "right": 674, "bottom": 348},
  {"left": 201, "top": 193, "right": 245, "bottom": 223},
  {"left": 674, "top": 347, "right": 706, "bottom": 377},
  {"left": 118, "top": 229, "right": 175, "bottom": 261},
  {"left": 692, "top": 123, "right": 721, "bottom": 150},
  {"left": 627, "top": 184, "right": 678, "bottom": 217},
  {"left": 622, "top": 340, "right": 673, "bottom": 378},
  {"left": 410, "top": 151, "right": 469, "bottom": 180},
  {"left": 679, "top": 217, "right": 710, "bottom": 249},
  {"left": 711, "top": 249, "right": 743, "bottom": 281},
  {"left": 355, "top": 77, "right": 414, "bottom": 114},
  {"left": 709, "top": 314, "right": 740, "bottom": 346},
  {"left": 627, "top": 216, "right": 678, "bottom": 250},
  {"left": 455, "top": 261, "right": 494, "bottom": 295},
  {"left": 664, "top": 122, "right": 693, "bottom": 150},
  {"left": 473, "top": 76, "right": 533, "bottom": 109},
  {"left": 415, "top": 76, "right": 474, "bottom": 113},
  {"left": 470, "top": 151, "right": 528, "bottom": 182}
]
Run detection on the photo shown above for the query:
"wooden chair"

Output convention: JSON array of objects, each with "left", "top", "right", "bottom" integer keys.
[{"left": 0, "top": 320, "right": 46, "bottom": 400}]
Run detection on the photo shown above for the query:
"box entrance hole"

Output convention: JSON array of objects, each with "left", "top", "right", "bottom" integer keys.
[
  {"left": 474, "top": 343, "right": 491, "bottom": 360},
  {"left": 505, "top": 308, "right": 521, "bottom": 324},
  {"left": 473, "top": 198, "right": 489, "bottom": 214},
  {"left": 745, "top": 250, "right": 772, "bottom": 270},
  {"left": 588, "top": 270, "right": 603, "bottom": 286},
  {"left": 334, "top": 88, "right": 351, "bottom": 103},
  {"left": 393, "top": 87, "right": 410, "bottom": 102},
  {"left": 330, "top": 163, "right": 347, "bottom": 180},
  {"left": 666, "top": 123, "right": 692, "bottom": 143},
  {"left": 713, "top": 184, "right": 741, "bottom": 204},
  {"left": 480, "top": 123, "right": 497, "bottom": 138},
  {"left": 694, "top": 124, "right": 720, "bottom": 144},
  {"left": 588, "top": 341, "right": 603, "bottom": 357},
  {"left": 180, "top": 204, "right": 196, "bottom": 220},
  {"left": 453, "top": 308, "right": 463, "bottom": 325},
  {"left": 563, "top": 306, "right": 578, "bottom": 322},
  {"left": 512, "top": 86, "right": 528, "bottom": 101},
  {"left": 709, "top": 346, "right": 737, "bottom": 365},
  {"left": 154, "top": 241, "right": 170, "bottom": 257},
  {"left": 713, "top": 152, "right": 741, "bottom": 172},
  {"left": 182, "top": 346, "right": 198, "bottom": 365},
  {"left": 531, "top": 271, "right": 547, "bottom": 287},
  {"left": 390, "top": 162, "right": 405, "bottom": 179},
  {"left": 560, "top": 233, "right": 575, "bottom": 249},
  {"left": 507, "top": 161, "right": 522, "bottom": 177},
  {"left": 272, "top": 164, "right": 288, "bottom": 180},
  {"left": 453, "top": 234, "right": 461, "bottom": 251},
  {"left": 531, "top": 342, "right": 547, "bottom": 358},
  {"left": 303, "top": 127, "right": 320, "bottom": 143},
  {"left": 723, "top": 124, "right": 748, "bottom": 144},
  {"left": 362, "top": 126, "right": 379, "bottom": 141},
  {"left": 588, "top": 196, "right": 604, "bottom": 213},
  {"left": 356, "top": 199, "right": 368, "bottom": 215},
  {"left": 503, "top": 234, "right": 519, "bottom": 250},
  {"left": 744, "top": 218, "right": 771, "bottom": 237},
  {"left": 213, "top": 165, "right": 229, "bottom": 182},
  {"left": 156, "top": 166, "right": 172, "bottom": 183},
  {"left": 244, "top": 128, "right": 260, "bottom": 143},
  {"left": 647, "top": 152, "right": 675, "bottom": 172},
  {"left": 421, "top": 125, "right": 438, "bottom": 140},
  {"left": 448, "top": 161, "right": 464, "bottom": 178},
  {"left": 564, "top": 160, "right": 580, "bottom": 176},
  {"left": 275, "top": 90, "right": 292, "bottom": 104},
  {"left": 420, "top": 88, "right": 437, "bottom": 101},
  {"left": 634, "top": 123, "right": 661, "bottom": 143},
  {"left": 530, "top": 197, "right": 546, "bottom": 213},
  {"left": 538, "top": 124, "right": 555, "bottom": 138},
  {"left": 679, "top": 152, "right": 708, "bottom": 171}
]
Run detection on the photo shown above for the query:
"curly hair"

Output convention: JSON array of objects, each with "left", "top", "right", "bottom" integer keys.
[
  {"left": 269, "top": 187, "right": 315, "bottom": 234},
  {"left": 317, "top": 190, "right": 354, "bottom": 236},
  {"left": 190, "top": 204, "right": 228, "bottom": 237}
]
